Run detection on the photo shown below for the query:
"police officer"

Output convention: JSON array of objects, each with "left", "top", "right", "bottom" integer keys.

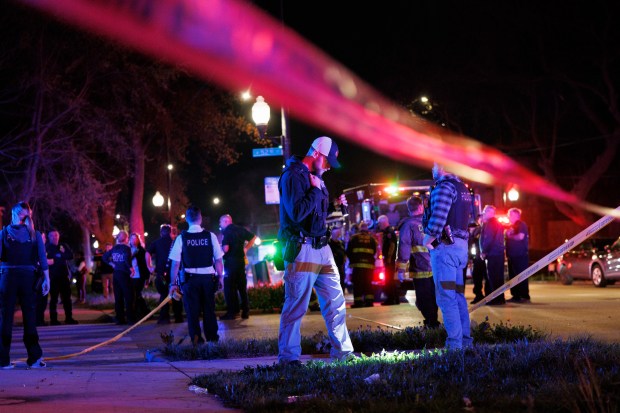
[
  {"left": 468, "top": 214, "right": 488, "bottom": 304},
  {"left": 377, "top": 215, "right": 398, "bottom": 306},
  {"left": 397, "top": 196, "right": 439, "bottom": 328},
  {"left": 219, "top": 214, "right": 256, "bottom": 320},
  {"left": 480, "top": 205, "right": 506, "bottom": 305},
  {"left": 422, "top": 162, "right": 472, "bottom": 349},
  {"left": 46, "top": 229, "right": 78, "bottom": 325},
  {"left": 506, "top": 207, "right": 530, "bottom": 303},
  {"left": 346, "top": 221, "right": 377, "bottom": 308},
  {"left": 0, "top": 202, "right": 50, "bottom": 369},
  {"left": 169, "top": 206, "right": 224, "bottom": 345},
  {"left": 148, "top": 224, "right": 183, "bottom": 324},
  {"left": 103, "top": 230, "right": 134, "bottom": 324},
  {"left": 277, "top": 136, "right": 354, "bottom": 364}
]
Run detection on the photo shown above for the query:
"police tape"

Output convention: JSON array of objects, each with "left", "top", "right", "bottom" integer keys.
[
  {"left": 16, "top": 295, "right": 174, "bottom": 363},
  {"left": 19, "top": 0, "right": 620, "bottom": 221},
  {"left": 469, "top": 205, "right": 620, "bottom": 312}
]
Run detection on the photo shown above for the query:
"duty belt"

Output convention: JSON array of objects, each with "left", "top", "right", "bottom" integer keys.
[
  {"left": 295, "top": 235, "right": 329, "bottom": 249},
  {"left": 452, "top": 228, "right": 469, "bottom": 240}
]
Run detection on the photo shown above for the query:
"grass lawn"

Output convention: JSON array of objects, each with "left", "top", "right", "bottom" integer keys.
[{"left": 159, "top": 321, "right": 619, "bottom": 412}]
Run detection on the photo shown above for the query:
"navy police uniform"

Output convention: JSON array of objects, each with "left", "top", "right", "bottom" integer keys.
[
  {"left": 0, "top": 226, "right": 48, "bottom": 367},
  {"left": 103, "top": 243, "right": 134, "bottom": 324},
  {"left": 169, "top": 226, "right": 224, "bottom": 344}
]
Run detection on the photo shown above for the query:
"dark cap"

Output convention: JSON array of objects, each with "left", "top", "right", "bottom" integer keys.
[{"left": 311, "top": 136, "right": 341, "bottom": 168}]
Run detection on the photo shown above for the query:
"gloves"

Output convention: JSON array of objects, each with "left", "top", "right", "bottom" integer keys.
[{"left": 397, "top": 269, "right": 405, "bottom": 282}]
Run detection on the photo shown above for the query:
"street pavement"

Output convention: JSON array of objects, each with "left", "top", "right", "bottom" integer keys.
[{"left": 0, "top": 281, "right": 618, "bottom": 411}]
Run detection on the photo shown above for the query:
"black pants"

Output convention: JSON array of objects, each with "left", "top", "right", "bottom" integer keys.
[
  {"left": 412, "top": 276, "right": 439, "bottom": 327},
  {"left": 131, "top": 278, "right": 149, "bottom": 320},
  {"left": 35, "top": 289, "right": 47, "bottom": 325},
  {"left": 49, "top": 274, "right": 73, "bottom": 322},
  {"left": 382, "top": 265, "right": 400, "bottom": 304},
  {"left": 113, "top": 273, "right": 135, "bottom": 323},
  {"left": 351, "top": 267, "right": 374, "bottom": 304},
  {"left": 508, "top": 254, "right": 530, "bottom": 300},
  {"left": 471, "top": 256, "right": 488, "bottom": 299},
  {"left": 155, "top": 273, "right": 183, "bottom": 322},
  {"left": 0, "top": 268, "right": 43, "bottom": 366},
  {"left": 181, "top": 274, "right": 219, "bottom": 344},
  {"left": 485, "top": 255, "right": 505, "bottom": 304},
  {"left": 223, "top": 262, "right": 249, "bottom": 315}
]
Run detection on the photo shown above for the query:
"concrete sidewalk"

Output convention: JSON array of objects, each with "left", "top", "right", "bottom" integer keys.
[{"left": 1, "top": 304, "right": 321, "bottom": 412}]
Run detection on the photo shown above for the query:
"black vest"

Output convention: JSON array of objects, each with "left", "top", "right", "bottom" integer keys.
[
  {"left": 443, "top": 177, "right": 471, "bottom": 233},
  {"left": 1, "top": 228, "right": 37, "bottom": 267},
  {"left": 181, "top": 230, "right": 214, "bottom": 269}
]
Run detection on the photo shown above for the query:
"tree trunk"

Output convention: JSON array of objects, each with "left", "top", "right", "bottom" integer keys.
[{"left": 130, "top": 141, "right": 146, "bottom": 236}]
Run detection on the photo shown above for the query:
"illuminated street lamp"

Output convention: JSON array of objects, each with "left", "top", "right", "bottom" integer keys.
[
  {"left": 507, "top": 187, "right": 520, "bottom": 202},
  {"left": 251, "top": 95, "right": 290, "bottom": 160},
  {"left": 213, "top": 197, "right": 220, "bottom": 205},
  {"left": 251, "top": 96, "right": 270, "bottom": 140},
  {"left": 152, "top": 191, "right": 164, "bottom": 207}
]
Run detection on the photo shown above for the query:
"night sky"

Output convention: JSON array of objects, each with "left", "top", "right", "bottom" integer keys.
[
  {"left": 201, "top": 1, "right": 619, "bottom": 234},
  {"left": 2, "top": 1, "right": 618, "bottom": 242}
]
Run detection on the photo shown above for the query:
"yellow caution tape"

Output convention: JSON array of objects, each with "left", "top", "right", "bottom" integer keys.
[{"left": 16, "top": 295, "right": 173, "bottom": 363}]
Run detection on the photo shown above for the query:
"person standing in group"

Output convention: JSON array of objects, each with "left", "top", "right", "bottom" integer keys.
[
  {"left": 99, "top": 243, "right": 114, "bottom": 299},
  {"left": 277, "top": 136, "right": 354, "bottom": 365},
  {"left": 468, "top": 215, "right": 487, "bottom": 304},
  {"left": 506, "top": 207, "right": 530, "bottom": 303},
  {"left": 129, "top": 233, "right": 153, "bottom": 320},
  {"left": 377, "top": 215, "right": 399, "bottom": 306},
  {"left": 346, "top": 221, "right": 377, "bottom": 308},
  {"left": 147, "top": 224, "right": 183, "bottom": 324},
  {"left": 103, "top": 230, "right": 134, "bottom": 325},
  {"left": 46, "top": 229, "right": 78, "bottom": 325},
  {"left": 0, "top": 201, "right": 50, "bottom": 368},
  {"left": 423, "top": 162, "right": 472, "bottom": 349},
  {"left": 169, "top": 206, "right": 224, "bottom": 344},
  {"left": 35, "top": 232, "right": 48, "bottom": 326},
  {"left": 218, "top": 214, "right": 256, "bottom": 321},
  {"left": 397, "top": 196, "right": 440, "bottom": 328},
  {"left": 328, "top": 226, "right": 347, "bottom": 292},
  {"left": 72, "top": 251, "right": 87, "bottom": 304},
  {"left": 480, "top": 205, "right": 506, "bottom": 305}
]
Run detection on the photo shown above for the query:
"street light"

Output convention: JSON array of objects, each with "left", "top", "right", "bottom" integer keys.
[
  {"left": 152, "top": 191, "right": 164, "bottom": 207},
  {"left": 251, "top": 95, "right": 290, "bottom": 160},
  {"left": 167, "top": 163, "right": 173, "bottom": 224},
  {"left": 507, "top": 187, "right": 520, "bottom": 202}
]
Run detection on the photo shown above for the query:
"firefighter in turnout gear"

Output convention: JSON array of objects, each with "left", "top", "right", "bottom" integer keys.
[
  {"left": 346, "top": 221, "right": 377, "bottom": 308},
  {"left": 377, "top": 215, "right": 399, "bottom": 306},
  {"left": 397, "top": 196, "right": 439, "bottom": 328}
]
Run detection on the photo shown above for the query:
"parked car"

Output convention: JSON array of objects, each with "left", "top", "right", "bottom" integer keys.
[{"left": 557, "top": 237, "right": 620, "bottom": 287}]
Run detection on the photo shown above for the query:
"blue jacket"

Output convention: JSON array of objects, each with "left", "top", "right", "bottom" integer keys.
[
  {"left": 278, "top": 156, "right": 329, "bottom": 240},
  {"left": 480, "top": 217, "right": 505, "bottom": 257}
]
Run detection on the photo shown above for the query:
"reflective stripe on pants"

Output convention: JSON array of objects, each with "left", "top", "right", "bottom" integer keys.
[
  {"left": 429, "top": 238, "right": 472, "bottom": 349},
  {"left": 279, "top": 244, "right": 353, "bottom": 362}
]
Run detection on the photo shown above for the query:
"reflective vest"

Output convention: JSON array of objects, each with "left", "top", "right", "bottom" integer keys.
[{"left": 347, "top": 231, "right": 377, "bottom": 269}]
